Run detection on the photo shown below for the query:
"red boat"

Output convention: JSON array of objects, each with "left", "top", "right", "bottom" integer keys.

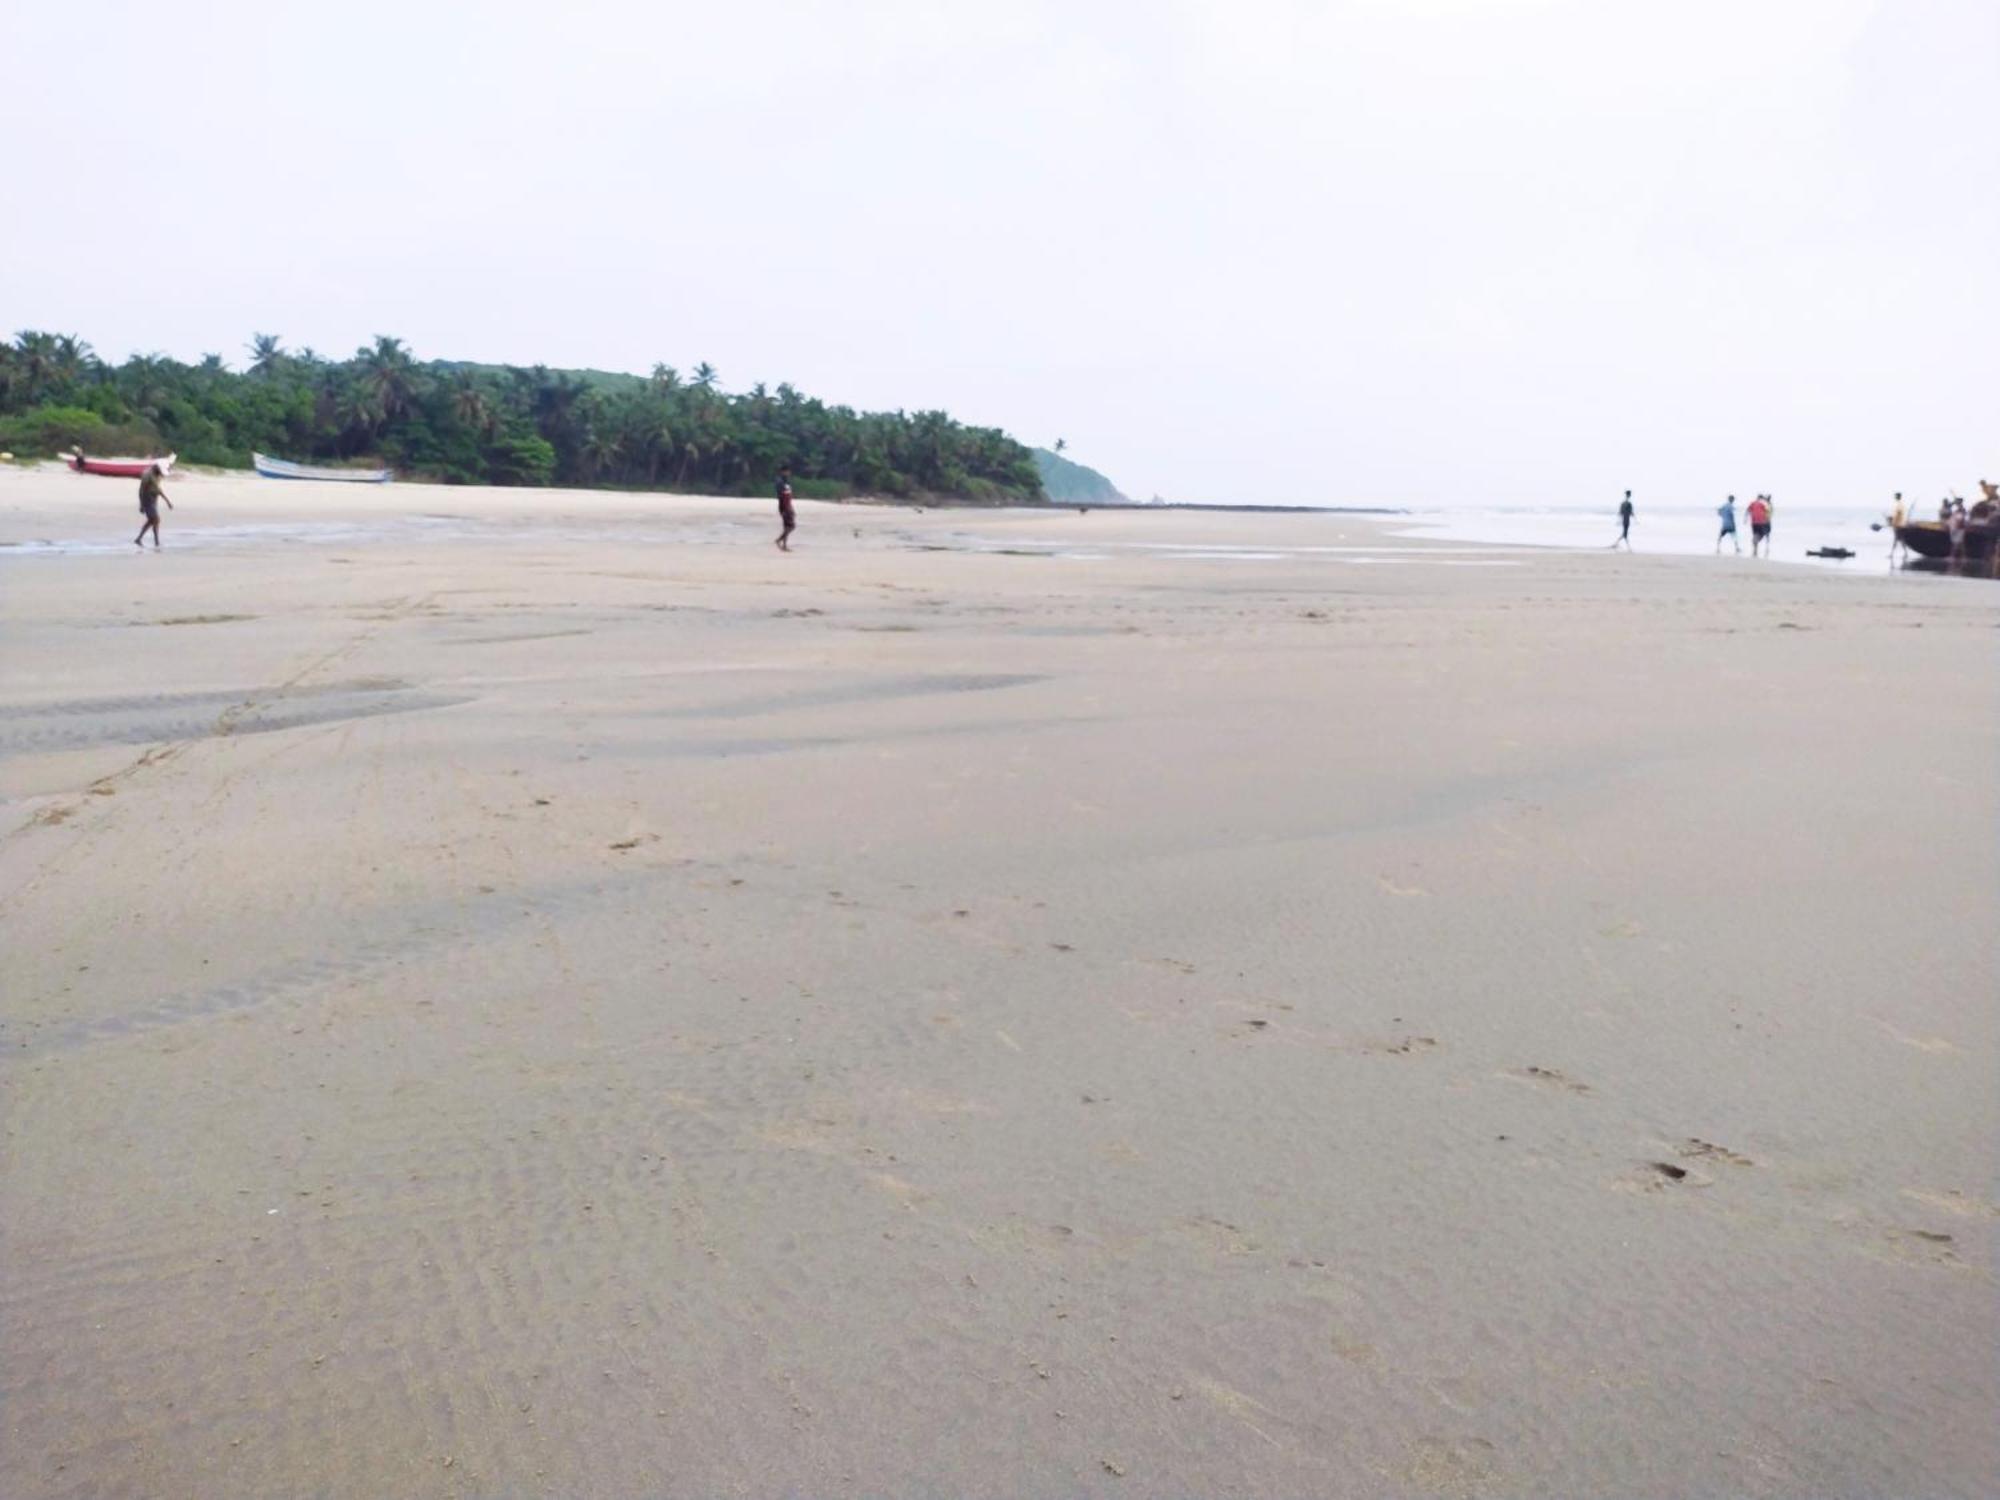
[{"left": 66, "top": 450, "right": 175, "bottom": 478}]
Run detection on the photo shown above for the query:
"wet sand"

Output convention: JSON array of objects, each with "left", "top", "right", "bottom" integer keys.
[{"left": 2, "top": 468, "right": 1996, "bottom": 1498}]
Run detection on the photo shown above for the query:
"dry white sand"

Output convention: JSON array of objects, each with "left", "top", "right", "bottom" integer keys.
[{"left": 2, "top": 467, "right": 1996, "bottom": 1498}]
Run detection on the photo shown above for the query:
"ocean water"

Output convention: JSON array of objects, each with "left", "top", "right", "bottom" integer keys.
[{"left": 1395, "top": 500, "right": 1907, "bottom": 569}]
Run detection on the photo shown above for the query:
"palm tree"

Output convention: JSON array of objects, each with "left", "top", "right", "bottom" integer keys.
[
  {"left": 359, "top": 336, "right": 417, "bottom": 422},
  {"left": 581, "top": 426, "right": 623, "bottom": 480},
  {"left": 692, "top": 361, "right": 719, "bottom": 391},
  {"left": 247, "top": 333, "right": 285, "bottom": 377},
  {"left": 639, "top": 412, "right": 673, "bottom": 484},
  {"left": 51, "top": 334, "right": 95, "bottom": 389},
  {"left": 674, "top": 433, "right": 704, "bottom": 488},
  {"left": 451, "top": 377, "right": 496, "bottom": 437},
  {"left": 649, "top": 362, "right": 681, "bottom": 393},
  {"left": 14, "top": 332, "right": 60, "bottom": 400},
  {"left": 335, "top": 384, "right": 384, "bottom": 452},
  {"left": 1054, "top": 438, "right": 1067, "bottom": 453},
  {"left": 119, "top": 354, "right": 172, "bottom": 421},
  {"left": 533, "top": 373, "right": 587, "bottom": 434}
]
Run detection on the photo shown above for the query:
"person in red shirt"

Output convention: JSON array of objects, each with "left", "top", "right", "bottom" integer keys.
[{"left": 1746, "top": 494, "right": 1772, "bottom": 557}]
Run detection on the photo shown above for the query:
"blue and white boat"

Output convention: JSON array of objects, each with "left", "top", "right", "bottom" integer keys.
[{"left": 252, "top": 452, "right": 392, "bottom": 483}]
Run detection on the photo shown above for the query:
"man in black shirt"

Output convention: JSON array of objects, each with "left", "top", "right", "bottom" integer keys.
[
  {"left": 775, "top": 466, "right": 796, "bottom": 551},
  {"left": 1616, "top": 490, "right": 1634, "bottom": 549}
]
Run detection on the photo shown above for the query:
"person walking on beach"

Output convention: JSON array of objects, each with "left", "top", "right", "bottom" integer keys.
[
  {"left": 1747, "top": 494, "right": 1772, "bottom": 557},
  {"left": 775, "top": 465, "right": 797, "bottom": 551},
  {"left": 1716, "top": 495, "right": 1740, "bottom": 554},
  {"left": 133, "top": 463, "right": 172, "bottom": 548},
  {"left": 1887, "top": 492, "right": 1908, "bottom": 565},
  {"left": 1615, "top": 490, "right": 1634, "bottom": 549}
]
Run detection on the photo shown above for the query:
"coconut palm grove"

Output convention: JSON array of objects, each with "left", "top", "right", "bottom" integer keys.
[{"left": 0, "top": 331, "right": 1047, "bottom": 502}]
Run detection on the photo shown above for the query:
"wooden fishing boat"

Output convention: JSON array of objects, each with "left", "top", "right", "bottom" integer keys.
[
  {"left": 253, "top": 452, "right": 392, "bottom": 483},
  {"left": 66, "top": 451, "right": 174, "bottom": 478},
  {"left": 1895, "top": 519, "right": 1999, "bottom": 564}
]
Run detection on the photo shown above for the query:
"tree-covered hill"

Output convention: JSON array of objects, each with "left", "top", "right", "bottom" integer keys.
[
  {"left": 0, "top": 332, "right": 1046, "bottom": 503},
  {"left": 1033, "top": 446, "right": 1128, "bottom": 505}
]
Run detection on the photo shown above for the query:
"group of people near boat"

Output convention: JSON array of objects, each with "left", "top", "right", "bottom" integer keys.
[
  {"left": 1886, "top": 484, "right": 1998, "bottom": 568},
  {"left": 1611, "top": 490, "right": 1777, "bottom": 556},
  {"left": 1615, "top": 482, "right": 1995, "bottom": 570}
]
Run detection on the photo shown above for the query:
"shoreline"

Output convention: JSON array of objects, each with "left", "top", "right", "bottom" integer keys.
[{"left": 0, "top": 467, "right": 1953, "bottom": 581}]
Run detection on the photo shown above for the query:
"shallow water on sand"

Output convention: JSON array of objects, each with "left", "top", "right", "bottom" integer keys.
[{"left": 1397, "top": 502, "right": 1902, "bottom": 569}]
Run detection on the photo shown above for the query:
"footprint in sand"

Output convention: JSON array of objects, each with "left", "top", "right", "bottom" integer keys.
[
  {"left": 1679, "top": 1138, "right": 1754, "bottom": 1167},
  {"left": 1502, "top": 1065, "right": 1592, "bottom": 1095},
  {"left": 1880, "top": 1227, "right": 1968, "bottom": 1271},
  {"left": 1614, "top": 1159, "right": 1716, "bottom": 1193},
  {"left": 1371, "top": 1035, "right": 1438, "bottom": 1056}
]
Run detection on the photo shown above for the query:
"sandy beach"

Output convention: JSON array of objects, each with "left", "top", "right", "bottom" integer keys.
[{"left": 2, "top": 467, "right": 1995, "bottom": 1498}]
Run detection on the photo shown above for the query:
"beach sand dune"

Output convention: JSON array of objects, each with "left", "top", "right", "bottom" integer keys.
[{"left": 2, "top": 471, "right": 1995, "bottom": 1497}]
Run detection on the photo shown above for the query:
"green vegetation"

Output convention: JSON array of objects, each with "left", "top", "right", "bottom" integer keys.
[
  {"left": 0, "top": 331, "right": 1047, "bottom": 503},
  {"left": 1033, "top": 446, "right": 1128, "bottom": 505}
]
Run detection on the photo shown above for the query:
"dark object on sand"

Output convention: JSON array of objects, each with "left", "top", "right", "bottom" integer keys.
[{"left": 1806, "top": 547, "right": 1855, "bottom": 560}]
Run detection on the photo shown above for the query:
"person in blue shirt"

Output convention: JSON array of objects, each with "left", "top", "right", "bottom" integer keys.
[
  {"left": 1615, "top": 491, "right": 1634, "bottom": 550},
  {"left": 1716, "top": 495, "right": 1740, "bottom": 555}
]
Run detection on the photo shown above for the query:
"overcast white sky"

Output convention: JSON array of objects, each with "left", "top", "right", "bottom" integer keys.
[{"left": 6, "top": 0, "right": 1995, "bottom": 506}]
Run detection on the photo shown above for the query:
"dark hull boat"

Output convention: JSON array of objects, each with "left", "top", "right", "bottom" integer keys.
[{"left": 1895, "top": 520, "right": 1999, "bottom": 566}]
